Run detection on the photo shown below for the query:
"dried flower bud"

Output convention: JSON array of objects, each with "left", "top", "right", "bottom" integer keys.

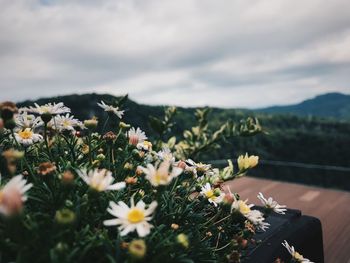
[
  {"left": 125, "top": 177, "right": 137, "bottom": 185},
  {"left": 103, "top": 131, "right": 117, "bottom": 142},
  {"left": 171, "top": 223, "right": 179, "bottom": 230},
  {"left": 0, "top": 101, "right": 18, "bottom": 120},
  {"left": 61, "top": 171, "right": 75, "bottom": 184},
  {"left": 120, "top": 242, "right": 129, "bottom": 249},
  {"left": 38, "top": 162, "right": 57, "bottom": 176},
  {"left": 135, "top": 167, "right": 143, "bottom": 176}
]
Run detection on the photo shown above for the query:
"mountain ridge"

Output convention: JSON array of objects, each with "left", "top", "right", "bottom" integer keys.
[{"left": 257, "top": 92, "right": 350, "bottom": 120}]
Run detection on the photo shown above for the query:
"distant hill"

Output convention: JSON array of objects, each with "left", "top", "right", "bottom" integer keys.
[
  {"left": 17, "top": 93, "right": 350, "bottom": 190},
  {"left": 258, "top": 93, "right": 350, "bottom": 120}
]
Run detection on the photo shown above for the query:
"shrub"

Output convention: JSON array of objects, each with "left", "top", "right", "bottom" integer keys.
[{"left": 0, "top": 98, "right": 295, "bottom": 263}]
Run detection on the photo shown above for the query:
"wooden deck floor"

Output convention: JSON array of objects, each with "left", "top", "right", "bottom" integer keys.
[{"left": 224, "top": 177, "right": 350, "bottom": 263}]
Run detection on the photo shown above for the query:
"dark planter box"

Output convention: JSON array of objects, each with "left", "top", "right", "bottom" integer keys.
[{"left": 243, "top": 208, "right": 324, "bottom": 263}]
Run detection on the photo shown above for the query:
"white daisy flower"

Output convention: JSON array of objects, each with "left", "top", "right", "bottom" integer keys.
[
  {"left": 104, "top": 197, "right": 158, "bottom": 237},
  {"left": 15, "top": 111, "right": 43, "bottom": 130},
  {"left": 157, "top": 148, "right": 175, "bottom": 163},
  {"left": 51, "top": 114, "right": 84, "bottom": 132},
  {"left": 127, "top": 127, "right": 147, "bottom": 146},
  {"left": 185, "top": 159, "right": 212, "bottom": 177},
  {"left": 231, "top": 196, "right": 269, "bottom": 231},
  {"left": 0, "top": 174, "right": 33, "bottom": 216},
  {"left": 28, "top": 102, "right": 71, "bottom": 116},
  {"left": 14, "top": 128, "right": 43, "bottom": 146},
  {"left": 200, "top": 183, "right": 224, "bottom": 207},
  {"left": 138, "top": 161, "right": 183, "bottom": 187},
  {"left": 257, "top": 192, "right": 287, "bottom": 215},
  {"left": 77, "top": 168, "right": 126, "bottom": 192},
  {"left": 97, "top": 100, "right": 124, "bottom": 119},
  {"left": 282, "top": 240, "right": 314, "bottom": 263},
  {"left": 231, "top": 198, "right": 254, "bottom": 216},
  {"left": 246, "top": 210, "right": 270, "bottom": 231}
]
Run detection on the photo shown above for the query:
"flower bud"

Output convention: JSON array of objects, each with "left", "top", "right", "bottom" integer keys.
[
  {"left": 96, "top": 153, "right": 105, "bottom": 161},
  {"left": 128, "top": 239, "right": 146, "bottom": 260},
  {"left": 103, "top": 131, "right": 117, "bottom": 142},
  {"left": 176, "top": 233, "right": 189, "bottom": 249},
  {"left": 55, "top": 209, "right": 76, "bottom": 225},
  {"left": 123, "top": 162, "right": 133, "bottom": 170},
  {"left": 84, "top": 117, "right": 98, "bottom": 129},
  {"left": 61, "top": 170, "right": 75, "bottom": 185},
  {"left": 171, "top": 223, "right": 179, "bottom": 230},
  {"left": 119, "top": 122, "right": 131, "bottom": 129},
  {"left": 0, "top": 101, "right": 18, "bottom": 120},
  {"left": 214, "top": 188, "right": 222, "bottom": 197},
  {"left": 37, "top": 162, "right": 57, "bottom": 176},
  {"left": 4, "top": 119, "right": 16, "bottom": 130},
  {"left": 125, "top": 177, "right": 137, "bottom": 185},
  {"left": 135, "top": 167, "right": 143, "bottom": 176}
]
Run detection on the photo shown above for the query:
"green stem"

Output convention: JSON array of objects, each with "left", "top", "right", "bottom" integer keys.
[
  {"left": 43, "top": 124, "right": 52, "bottom": 161},
  {"left": 101, "top": 115, "right": 110, "bottom": 133}
]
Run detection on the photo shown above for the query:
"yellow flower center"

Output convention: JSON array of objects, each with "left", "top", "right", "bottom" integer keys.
[
  {"left": 154, "top": 172, "right": 168, "bottom": 185},
  {"left": 205, "top": 190, "right": 214, "bottom": 199},
  {"left": 41, "top": 106, "right": 50, "bottom": 113},
  {"left": 143, "top": 141, "right": 152, "bottom": 148},
  {"left": 0, "top": 191, "right": 3, "bottom": 204},
  {"left": 239, "top": 201, "right": 251, "bottom": 215},
  {"left": 127, "top": 208, "right": 145, "bottom": 223},
  {"left": 18, "top": 129, "right": 33, "bottom": 139},
  {"left": 63, "top": 120, "right": 71, "bottom": 127},
  {"left": 293, "top": 252, "right": 304, "bottom": 261}
]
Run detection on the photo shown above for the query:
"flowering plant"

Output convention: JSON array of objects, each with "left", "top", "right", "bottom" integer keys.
[{"left": 0, "top": 98, "right": 299, "bottom": 263}]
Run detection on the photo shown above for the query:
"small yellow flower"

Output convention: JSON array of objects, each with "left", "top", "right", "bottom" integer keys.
[{"left": 237, "top": 153, "right": 259, "bottom": 171}]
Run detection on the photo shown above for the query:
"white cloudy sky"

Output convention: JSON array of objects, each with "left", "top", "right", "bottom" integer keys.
[{"left": 1, "top": 0, "right": 350, "bottom": 108}]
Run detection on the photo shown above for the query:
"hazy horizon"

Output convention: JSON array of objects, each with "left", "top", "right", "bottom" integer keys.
[{"left": 13, "top": 90, "right": 349, "bottom": 110}]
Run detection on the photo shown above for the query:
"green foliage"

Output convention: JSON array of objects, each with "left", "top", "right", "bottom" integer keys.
[{"left": 0, "top": 99, "right": 269, "bottom": 263}]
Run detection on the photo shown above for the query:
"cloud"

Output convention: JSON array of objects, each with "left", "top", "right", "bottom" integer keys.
[{"left": 0, "top": 0, "right": 349, "bottom": 108}]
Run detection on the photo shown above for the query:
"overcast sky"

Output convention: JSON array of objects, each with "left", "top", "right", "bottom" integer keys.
[{"left": 1, "top": 0, "right": 350, "bottom": 108}]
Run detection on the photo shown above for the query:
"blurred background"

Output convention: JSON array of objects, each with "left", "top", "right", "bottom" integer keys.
[{"left": 1, "top": 1, "right": 350, "bottom": 261}]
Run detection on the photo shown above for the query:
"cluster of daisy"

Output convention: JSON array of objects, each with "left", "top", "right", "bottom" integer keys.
[{"left": 0, "top": 99, "right": 314, "bottom": 263}]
